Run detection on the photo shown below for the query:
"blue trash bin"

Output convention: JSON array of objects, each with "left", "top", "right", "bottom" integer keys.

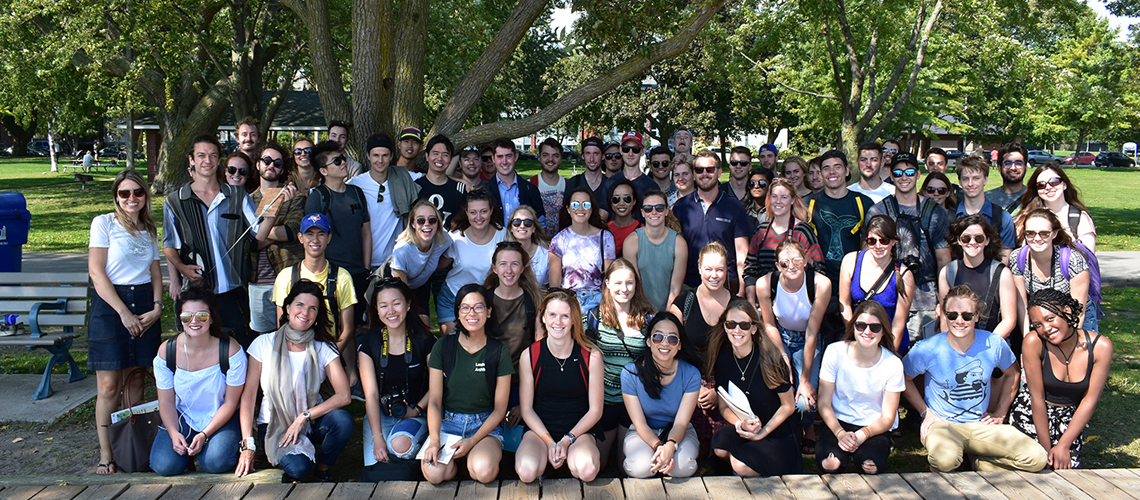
[{"left": 0, "top": 192, "right": 31, "bottom": 272}]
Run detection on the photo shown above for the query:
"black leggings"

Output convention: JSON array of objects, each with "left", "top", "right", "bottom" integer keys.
[{"left": 816, "top": 420, "right": 892, "bottom": 474}]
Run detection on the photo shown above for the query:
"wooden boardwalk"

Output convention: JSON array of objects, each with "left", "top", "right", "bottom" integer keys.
[{"left": 4, "top": 469, "right": 1140, "bottom": 500}]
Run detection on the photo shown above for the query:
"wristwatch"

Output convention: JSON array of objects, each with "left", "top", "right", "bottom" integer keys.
[
  {"left": 153, "top": 300, "right": 164, "bottom": 309},
  {"left": 239, "top": 436, "right": 257, "bottom": 452},
  {"left": 303, "top": 410, "right": 312, "bottom": 422},
  {"left": 564, "top": 432, "right": 578, "bottom": 445}
]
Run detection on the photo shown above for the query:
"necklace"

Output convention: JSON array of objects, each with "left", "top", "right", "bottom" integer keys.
[
  {"left": 555, "top": 355, "right": 569, "bottom": 372},
  {"left": 733, "top": 348, "right": 753, "bottom": 382},
  {"left": 1053, "top": 331, "right": 1079, "bottom": 365}
]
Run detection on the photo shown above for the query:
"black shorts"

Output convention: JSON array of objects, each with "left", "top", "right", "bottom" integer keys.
[{"left": 598, "top": 402, "right": 632, "bottom": 432}]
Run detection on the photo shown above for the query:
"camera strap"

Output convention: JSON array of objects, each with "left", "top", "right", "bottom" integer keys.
[{"left": 378, "top": 328, "right": 414, "bottom": 395}]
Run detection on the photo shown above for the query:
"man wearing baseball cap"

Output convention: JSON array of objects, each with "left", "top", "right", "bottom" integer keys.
[
  {"left": 564, "top": 136, "right": 610, "bottom": 218},
  {"left": 396, "top": 127, "right": 425, "bottom": 172},
  {"left": 757, "top": 143, "right": 779, "bottom": 171},
  {"left": 603, "top": 130, "right": 658, "bottom": 213}
]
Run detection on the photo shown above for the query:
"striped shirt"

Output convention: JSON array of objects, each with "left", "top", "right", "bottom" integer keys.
[{"left": 743, "top": 220, "right": 824, "bottom": 287}]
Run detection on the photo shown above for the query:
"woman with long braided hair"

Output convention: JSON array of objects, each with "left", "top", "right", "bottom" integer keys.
[{"left": 1008, "top": 289, "right": 1112, "bottom": 469}]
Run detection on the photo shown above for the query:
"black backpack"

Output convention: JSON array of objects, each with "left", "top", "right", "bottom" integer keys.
[
  {"left": 311, "top": 184, "right": 367, "bottom": 237},
  {"left": 166, "top": 334, "right": 231, "bottom": 375},
  {"left": 882, "top": 196, "right": 939, "bottom": 285},
  {"left": 440, "top": 334, "right": 503, "bottom": 400},
  {"left": 769, "top": 267, "right": 817, "bottom": 304}
]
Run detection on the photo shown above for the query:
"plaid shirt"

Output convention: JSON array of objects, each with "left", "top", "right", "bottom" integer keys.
[{"left": 249, "top": 189, "right": 307, "bottom": 277}]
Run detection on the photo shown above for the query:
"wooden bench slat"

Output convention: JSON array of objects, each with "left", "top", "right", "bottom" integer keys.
[
  {"left": 156, "top": 484, "right": 212, "bottom": 500},
  {"left": 368, "top": 481, "right": 416, "bottom": 499},
  {"left": 1093, "top": 470, "right": 1140, "bottom": 498},
  {"left": 0, "top": 331, "right": 82, "bottom": 346},
  {"left": 455, "top": 481, "right": 497, "bottom": 500},
  {"left": 941, "top": 471, "right": 1017, "bottom": 500},
  {"left": 411, "top": 482, "right": 455, "bottom": 500},
  {"left": 0, "top": 288, "right": 90, "bottom": 299},
  {"left": 0, "top": 273, "right": 89, "bottom": 285},
  {"left": 821, "top": 474, "right": 879, "bottom": 500},
  {"left": 1018, "top": 471, "right": 1095, "bottom": 500},
  {"left": 700, "top": 477, "right": 752, "bottom": 500},
  {"left": 900, "top": 472, "right": 965, "bottom": 500},
  {"left": 327, "top": 483, "right": 374, "bottom": 500},
  {"left": 620, "top": 478, "right": 664, "bottom": 500},
  {"left": 582, "top": 477, "right": 623, "bottom": 500},
  {"left": 978, "top": 470, "right": 1044, "bottom": 500},
  {"left": 113, "top": 484, "right": 171, "bottom": 500},
  {"left": 1055, "top": 470, "right": 1138, "bottom": 500},
  {"left": 541, "top": 478, "right": 582, "bottom": 500},
  {"left": 782, "top": 475, "right": 837, "bottom": 500},
  {"left": 4, "top": 486, "right": 47, "bottom": 500},
  {"left": 64, "top": 484, "right": 127, "bottom": 500},
  {"left": 663, "top": 477, "right": 709, "bottom": 499},
  {"left": 241, "top": 484, "right": 293, "bottom": 500},
  {"left": 498, "top": 480, "right": 538, "bottom": 500},
  {"left": 285, "top": 483, "right": 333, "bottom": 500},
  {"left": 742, "top": 476, "right": 796, "bottom": 500},
  {"left": 0, "top": 300, "right": 87, "bottom": 313},
  {"left": 198, "top": 483, "right": 253, "bottom": 500},
  {"left": 29, "top": 485, "right": 86, "bottom": 500}
]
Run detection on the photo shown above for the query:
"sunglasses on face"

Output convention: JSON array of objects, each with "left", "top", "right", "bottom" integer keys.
[
  {"left": 1023, "top": 229, "right": 1054, "bottom": 240},
  {"left": 481, "top": 155, "right": 492, "bottom": 162},
  {"left": 621, "top": 146, "right": 642, "bottom": 154},
  {"left": 724, "top": 320, "right": 754, "bottom": 331},
  {"left": 227, "top": 166, "right": 249, "bottom": 176},
  {"left": 650, "top": 332, "right": 681, "bottom": 346},
  {"left": 261, "top": 156, "right": 283, "bottom": 167},
  {"left": 1037, "top": 177, "right": 1064, "bottom": 190},
  {"left": 777, "top": 257, "right": 804, "bottom": 270},
  {"left": 959, "top": 234, "right": 986, "bottom": 244},
  {"left": 510, "top": 218, "right": 535, "bottom": 227},
  {"left": 294, "top": 147, "right": 312, "bottom": 155},
  {"left": 117, "top": 187, "right": 146, "bottom": 199},
  {"left": 611, "top": 195, "right": 633, "bottom": 205},
  {"left": 865, "top": 236, "right": 892, "bottom": 246},
  {"left": 693, "top": 166, "right": 717, "bottom": 174},
  {"left": 891, "top": 168, "right": 918, "bottom": 178},
  {"left": 749, "top": 180, "right": 768, "bottom": 189},
  {"left": 925, "top": 186, "right": 948, "bottom": 196},
  {"left": 883, "top": 147, "right": 899, "bottom": 154},
  {"left": 642, "top": 204, "right": 667, "bottom": 214},
  {"left": 414, "top": 216, "right": 439, "bottom": 226},
  {"left": 326, "top": 155, "right": 346, "bottom": 167},
  {"left": 179, "top": 311, "right": 211, "bottom": 323},
  {"left": 605, "top": 153, "right": 622, "bottom": 160},
  {"left": 651, "top": 161, "right": 671, "bottom": 168},
  {"left": 729, "top": 160, "right": 752, "bottom": 167},
  {"left": 1003, "top": 160, "right": 1025, "bottom": 167},
  {"left": 569, "top": 201, "right": 592, "bottom": 210},
  {"left": 853, "top": 321, "right": 883, "bottom": 333},
  {"left": 945, "top": 311, "right": 975, "bottom": 321}
]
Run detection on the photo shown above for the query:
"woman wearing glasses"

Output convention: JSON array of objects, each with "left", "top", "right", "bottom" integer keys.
[
  {"left": 549, "top": 187, "right": 615, "bottom": 313},
  {"left": 291, "top": 138, "right": 319, "bottom": 192},
  {"left": 1010, "top": 208, "right": 1091, "bottom": 334},
  {"left": 742, "top": 168, "right": 774, "bottom": 233},
  {"left": 816, "top": 301, "right": 903, "bottom": 474},
  {"left": 707, "top": 300, "right": 800, "bottom": 477},
  {"left": 938, "top": 214, "right": 1016, "bottom": 341},
  {"left": 607, "top": 179, "right": 642, "bottom": 256},
  {"left": 391, "top": 200, "right": 453, "bottom": 326},
  {"left": 624, "top": 190, "right": 687, "bottom": 312},
  {"left": 743, "top": 178, "right": 823, "bottom": 308},
  {"left": 621, "top": 312, "right": 702, "bottom": 478},
  {"left": 223, "top": 151, "right": 257, "bottom": 193},
  {"left": 920, "top": 172, "right": 957, "bottom": 212},
  {"left": 150, "top": 287, "right": 246, "bottom": 476},
  {"left": 88, "top": 169, "right": 165, "bottom": 474},
  {"left": 506, "top": 206, "right": 551, "bottom": 287},
  {"left": 757, "top": 239, "right": 831, "bottom": 453},
  {"left": 839, "top": 215, "right": 915, "bottom": 352},
  {"left": 439, "top": 189, "right": 505, "bottom": 335}
]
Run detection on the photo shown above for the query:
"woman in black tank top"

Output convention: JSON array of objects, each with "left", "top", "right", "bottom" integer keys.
[
  {"left": 1009, "top": 290, "right": 1113, "bottom": 469},
  {"left": 938, "top": 214, "right": 1016, "bottom": 342},
  {"left": 516, "top": 289, "right": 605, "bottom": 482}
]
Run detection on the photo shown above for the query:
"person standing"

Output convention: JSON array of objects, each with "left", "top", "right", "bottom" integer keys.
[
  {"left": 756, "top": 143, "right": 779, "bottom": 172},
  {"left": 723, "top": 146, "right": 753, "bottom": 201},
  {"left": 624, "top": 190, "right": 687, "bottom": 312},
  {"left": 672, "top": 150, "right": 751, "bottom": 294},
  {"left": 603, "top": 131, "right": 658, "bottom": 205},
  {"left": 306, "top": 141, "right": 372, "bottom": 321},
  {"left": 531, "top": 137, "right": 567, "bottom": 236},
  {"left": 847, "top": 142, "right": 894, "bottom": 203},
  {"left": 564, "top": 137, "right": 610, "bottom": 219},
  {"left": 349, "top": 133, "right": 423, "bottom": 272},
  {"left": 327, "top": 120, "right": 364, "bottom": 178},
  {"left": 954, "top": 156, "right": 1016, "bottom": 251},
  {"left": 986, "top": 142, "right": 1029, "bottom": 214},
  {"left": 486, "top": 138, "right": 546, "bottom": 227},
  {"left": 291, "top": 138, "right": 320, "bottom": 192},
  {"left": 248, "top": 142, "right": 306, "bottom": 339},
  {"left": 647, "top": 146, "right": 676, "bottom": 194},
  {"left": 396, "top": 127, "right": 425, "bottom": 172},
  {"left": 417, "top": 135, "right": 467, "bottom": 228}
]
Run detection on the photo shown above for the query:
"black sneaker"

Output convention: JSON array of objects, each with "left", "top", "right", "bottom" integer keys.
[
  {"left": 313, "top": 468, "right": 332, "bottom": 482},
  {"left": 351, "top": 382, "right": 365, "bottom": 402}
]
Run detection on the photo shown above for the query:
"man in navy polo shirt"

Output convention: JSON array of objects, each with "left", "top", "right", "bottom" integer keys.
[{"left": 672, "top": 150, "right": 751, "bottom": 295}]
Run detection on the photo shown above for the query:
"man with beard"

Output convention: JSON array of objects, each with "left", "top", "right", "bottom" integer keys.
[
  {"left": 564, "top": 136, "right": 610, "bottom": 219},
  {"left": 880, "top": 139, "right": 901, "bottom": 184},
  {"left": 672, "top": 150, "right": 750, "bottom": 294},
  {"left": 236, "top": 117, "right": 260, "bottom": 161},
  {"left": 396, "top": 127, "right": 425, "bottom": 172},
  {"left": 291, "top": 137, "right": 319, "bottom": 192},
  {"left": 328, "top": 120, "right": 364, "bottom": 178},
  {"left": 530, "top": 137, "right": 566, "bottom": 236},
  {"left": 985, "top": 142, "right": 1029, "bottom": 214},
  {"left": 248, "top": 142, "right": 307, "bottom": 339},
  {"left": 723, "top": 146, "right": 753, "bottom": 200},
  {"left": 848, "top": 141, "right": 894, "bottom": 203},
  {"left": 756, "top": 143, "right": 778, "bottom": 171}
]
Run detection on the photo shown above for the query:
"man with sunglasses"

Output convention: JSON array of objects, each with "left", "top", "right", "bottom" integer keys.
[
  {"left": 848, "top": 142, "right": 894, "bottom": 203},
  {"left": 924, "top": 147, "right": 963, "bottom": 200},
  {"left": 723, "top": 146, "right": 753, "bottom": 201},
  {"left": 602, "top": 131, "right": 657, "bottom": 214},
  {"left": 291, "top": 138, "right": 319, "bottom": 192},
  {"left": 647, "top": 145, "right": 676, "bottom": 193},
  {"left": 954, "top": 156, "right": 1015, "bottom": 251},
  {"left": 530, "top": 137, "right": 567, "bottom": 235},
  {"left": 327, "top": 120, "right": 364, "bottom": 178},
  {"left": 880, "top": 139, "right": 901, "bottom": 184},
  {"left": 985, "top": 142, "right": 1029, "bottom": 215},
  {"left": 672, "top": 150, "right": 751, "bottom": 294},
  {"left": 564, "top": 137, "right": 610, "bottom": 220},
  {"left": 603, "top": 143, "right": 623, "bottom": 177},
  {"left": 248, "top": 142, "right": 307, "bottom": 339},
  {"left": 485, "top": 137, "right": 546, "bottom": 227},
  {"left": 866, "top": 152, "right": 951, "bottom": 345},
  {"left": 480, "top": 144, "right": 497, "bottom": 182},
  {"left": 349, "top": 133, "right": 423, "bottom": 274}
]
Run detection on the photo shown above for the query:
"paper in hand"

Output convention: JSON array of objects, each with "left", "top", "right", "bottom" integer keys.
[
  {"left": 415, "top": 433, "right": 461, "bottom": 464},
  {"left": 716, "top": 382, "right": 756, "bottom": 421}
]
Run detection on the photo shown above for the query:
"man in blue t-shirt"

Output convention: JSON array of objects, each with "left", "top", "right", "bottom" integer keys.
[{"left": 902, "top": 287, "right": 1046, "bottom": 472}]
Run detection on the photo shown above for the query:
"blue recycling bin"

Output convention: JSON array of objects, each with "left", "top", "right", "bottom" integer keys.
[{"left": 0, "top": 192, "right": 31, "bottom": 272}]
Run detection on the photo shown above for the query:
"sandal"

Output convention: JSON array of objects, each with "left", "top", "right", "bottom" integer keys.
[
  {"left": 801, "top": 439, "right": 816, "bottom": 455},
  {"left": 95, "top": 461, "right": 116, "bottom": 475}
]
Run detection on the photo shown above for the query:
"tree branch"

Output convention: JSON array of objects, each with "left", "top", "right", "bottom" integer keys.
[
  {"left": 822, "top": 21, "right": 850, "bottom": 112},
  {"left": 832, "top": 0, "right": 864, "bottom": 105},
  {"left": 865, "top": 0, "right": 944, "bottom": 140},
  {"left": 855, "top": 0, "right": 927, "bottom": 131},
  {"left": 737, "top": 49, "right": 838, "bottom": 100}
]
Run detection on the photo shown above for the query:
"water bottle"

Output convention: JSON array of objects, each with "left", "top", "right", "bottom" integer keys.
[{"left": 3, "top": 314, "right": 16, "bottom": 326}]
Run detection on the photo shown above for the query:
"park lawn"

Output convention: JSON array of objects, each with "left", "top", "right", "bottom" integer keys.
[{"left": 0, "top": 157, "right": 131, "bottom": 189}]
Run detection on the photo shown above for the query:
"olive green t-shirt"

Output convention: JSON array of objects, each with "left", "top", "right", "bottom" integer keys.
[{"left": 428, "top": 337, "right": 515, "bottom": 414}]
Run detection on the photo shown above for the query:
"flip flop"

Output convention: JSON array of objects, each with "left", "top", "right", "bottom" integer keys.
[{"left": 95, "top": 461, "right": 116, "bottom": 475}]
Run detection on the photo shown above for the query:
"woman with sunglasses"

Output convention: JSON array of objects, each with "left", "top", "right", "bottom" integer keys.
[
  {"left": 1009, "top": 289, "right": 1112, "bottom": 469},
  {"left": 938, "top": 214, "right": 1016, "bottom": 341},
  {"left": 1010, "top": 208, "right": 1091, "bottom": 334},
  {"left": 706, "top": 299, "right": 800, "bottom": 477},
  {"left": 781, "top": 156, "right": 813, "bottom": 199},
  {"left": 624, "top": 190, "right": 687, "bottom": 312},
  {"left": 150, "top": 287, "right": 246, "bottom": 476},
  {"left": 291, "top": 138, "right": 320, "bottom": 192},
  {"left": 358, "top": 278, "right": 436, "bottom": 466},
  {"left": 621, "top": 312, "right": 702, "bottom": 478},
  {"left": 757, "top": 239, "right": 831, "bottom": 453},
  {"left": 223, "top": 151, "right": 257, "bottom": 193},
  {"left": 237, "top": 280, "right": 353, "bottom": 482},
  {"left": 670, "top": 157, "right": 695, "bottom": 206},
  {"left": 839, "top": 215, "right": 915, "bottom": 352},
  {"left": 744, "top": 178, "right": 823, "bottom": 308},
  {"left": 586, "top": 258, "right": 656, "bottom": 467},
  {"left": 422, "top": 285, "right": 513, "bottom": 484},
  {"left": 550, "top": 187, "right": 615, "bottom": 313},
  {"left": 516, "top": 290, "right": 604, "bottom": 482},
  {"left": 607, "top": 179, "right": 642, "bottom": 256},
  {"left": 391, "top": 200, "right": 453, "bottom": 326},
  {"left": 439, "top": 189, "right": 505, "bottom": 335},
  {"left": 743, "top": 168, "right": 774, "bottom": 234},
  {"left": 920, "top": 172, "right": 957, "bottom": 212},
  {"left": 816, "top": 301, "right": 903, "bottom": 474},
  {"left": 88, "top": 169, "right": 165, "bottom": 474},
  {"left": 506, "top": 206, "right": 551, "bottom": 287}
]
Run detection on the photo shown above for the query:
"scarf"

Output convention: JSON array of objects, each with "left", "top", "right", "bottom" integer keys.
[{"left": 262, "top": 324, "right": 322, "bottom": 465}]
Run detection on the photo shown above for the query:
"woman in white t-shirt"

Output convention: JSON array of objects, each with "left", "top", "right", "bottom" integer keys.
[
  {"left": 87, "top": 169, "right": 164, "bottom": 475},
  {"left": 439, "top": 189, "right": 506, "bottom": 334},
  {"left": 236, "top": 280, "right": 352, "bottom": 482},
  {"left": 505, "top": 205, "right": 551, "bottom": 288},
  {"left": 816, "top": 300, "right": 904, "bottom": 474},
  {"left": 391, "top": 199, "right": 453, "bottom": 326},
  {"left": 150, "top": 287, "right": 247, "bottom": 476}
]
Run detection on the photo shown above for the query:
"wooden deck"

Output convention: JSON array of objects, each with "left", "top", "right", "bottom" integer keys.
[{"left": 3, "top": 469, "right": 1140, "bottom": 500}]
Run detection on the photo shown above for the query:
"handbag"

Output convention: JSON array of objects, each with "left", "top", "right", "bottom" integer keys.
[{"left": 106, "top": 368, "right": 161, "bottom": 473}]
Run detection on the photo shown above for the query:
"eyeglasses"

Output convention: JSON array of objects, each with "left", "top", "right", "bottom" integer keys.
[
  {"left": 749, "top": 180, "right": 768, "bottom": 189},
  {"left": 261, "top": 156, "right": 283, "bottom": 167},
  {"left": 777, "top": 257, "right": 804, "bottom": 270},
  {"left": 414, "top": 216, "right": 438, "bottom": 226},
  {"left": 481, "top": 155, "right": 492, "bottom": 162},
  {"left": 326, "top": 155, "right": 346, "bottom": 167},
  {"left": 651, "top": 161, "right": 671, "bottom": 168},
  {"left": 891, "top": 168, "right": 918, "bottom": 178},
  {"left": 459, "top": 304, "right": 487, "bottom": 315},
  {"left": 569, "top": 201, "right": 592, "bottom": 210},
  {"left": 693, "top": 166, "right": 717, "bottom": 174},
  {"left": 605, "top": 153, "right": 622, "bottom": 160},
  {"left": 650, "top": 332, "right": 680, "bottom": 346},
  {"left": 611, "top": 195, "right": 633, "bottom": 205},
  {"left": 865, "top": 236, "right": 892, "bottom": 246},
  {"left": 724, "top": 320, "right": 754, "bottom": 331},
  {"left": 226, "top": 166, "right": 249, "bottom": 176},
  {"left": 1023, "top": 229, "right": 1054, "bottom": 240},
  {"left": 621, "top": 146, "right": 642, "bottom": 154},
  {"left": 729, "top": 160, "right": 752, "bottom": 167},
  {"left": 293, "top": 147, "right": 312, "bottom": 155},
  {"left": 853, "top": 321, "right": 883, "bottom": 333},
  {"left": 1003, "top": 160, "right": 1025, "bottom": 167},
  {"left": 642, "top": 204, "right": 667, "bottom": 213},
  {"left": 1036, "top": 178, "right": 1063, "bottom": 190},
  {"left": 510, "top": 218, "right": 535, "bottom": 227},
  {"left": 882, "top": 147, "right": 899, "bottom": 154},
  {"left": 945, "top": 311, "right": 975, "bottom": 321},
  {"left": 925, "top": 186, "right": 948, "bottom": 196},
  {"left": 117, "top": 187, "right": 146, "bottom": 199},
  {"left": 179, "top": 311, "right": 211, "bottom": 323},
  {"left": 958, "top": 234, "right": 986, "bottom": 244},
  {"left": 376, "top": 182, "right": 387, "bottom": 203}
]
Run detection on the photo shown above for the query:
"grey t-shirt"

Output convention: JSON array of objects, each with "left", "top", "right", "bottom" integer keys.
[
  {"left": 985, "top": 185, "right": 1026, "bottom": 214},
  {"left": 391, "top": 236, "right": 453, "bottom": 289},
  {"left": 866, "top": 197, "right": 949, "bottom": 311}
]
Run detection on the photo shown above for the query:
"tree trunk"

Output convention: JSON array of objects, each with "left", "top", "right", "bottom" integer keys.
[
  {"left": 1, "top": 115, "right": 36, "bottom": 157},
  {"left": 286, "top": 0, "right": 352, "bottom": 151},
  {"left": 47, "top": 122, "right": 59, "bottom": 173},
  {"left": 840, "top": 114, "right": 860, "bottom": 160},
  {"left": 125, "top": 113, "right": 136, "bottom": 171},
  {"left": 152, "top": 79, "right": 233, "bottom": 192},
  {"left": 390, "top": 0, "right": 429, "bottom": 133},
  {"left": 351, "top": 0, "right": 394, "bottom": 147}
]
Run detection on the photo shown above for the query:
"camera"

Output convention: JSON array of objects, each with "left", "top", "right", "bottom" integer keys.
[{"left": 380, "top": 389, "right": 408, "bottom": 418}]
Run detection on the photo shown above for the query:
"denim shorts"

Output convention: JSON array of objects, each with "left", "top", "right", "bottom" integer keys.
[
  {"left": 440, "top": 409, "right": 503, "bottom": 445},
  {"left": 363, "top": 415, "right": 428, "bottom": 466},
  {"left": 437, "top": 286, "right": 457, "bottom": 324},
  {"left": 576, "top": 290, "right": 602, "bottom": 315}
]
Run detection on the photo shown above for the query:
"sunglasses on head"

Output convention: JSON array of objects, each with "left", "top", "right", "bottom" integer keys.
[
  {"left": 510, "top": 218, "right": 535, "bottom": 228},
  {"left": 651, "top": 161, "right": 671, "bottom": 168},
  {"left": 650, "top": 332, "right": 680, "bottom": 346},
  {"left": 749, "top": 180, "right": 768, "bottom": 189},
  {"left": 621, "top": 146, "right": 642, "bottom": 154},
  {"left": 117, "top": 187, "right": 146, "bottom": 199},
  {"left": 693, "top": 166, "right": 717, "bottom": 174},
  {"left": 605, "top": 153, "right": 622, "bottom": 160},
  {"left": 1037, "top": 177, "right": 1063, "bottom": 190},
  {"left": 293, "top": 147, "right": 312, "bottom": 155},
  {"left": 891, "top": 168, "right": 918, "bottom": 178},
  {"left": 414, "top": 216, "right": 438, "bottom": 226},
  {"left": 261, "top": 156, "right": 283, "bottom": 167},
  {"left": 945, "top": 311, "right": 975, "bottom": 321},
  {"left": 468, "top": 189, "right": 490, "bottom": 200},
  {"left": 569, "top": 200, "right": 592, "bottom": 210},
  {"left": 179, "top": 311, "right": 210, "bottom": 323},
  {"left": 724, "top": 320, "right": 754, "bottom": 331},
  {"left": 729, "top": 160, "right": 752, "bottom": 167},
  {"left": 925, "top": 186, "right": 948, "bottom": 196},
  {"left": 227, "top": 166, "right": 249, "bottom": 176},
  {"left": 853, "top": 321, "right": 883, "bottom": 333},
  {"left": 611, "top": 195, "right": 633, "bottom": 205},
  {"left": 865, "top": 236, "right": 892, "bottom": 246},
  {"left": 959, "top": 234, "right": 986, "bottom": 244},
  {"left": 642, "top": 204, "right": 667, "bottom": 214}
]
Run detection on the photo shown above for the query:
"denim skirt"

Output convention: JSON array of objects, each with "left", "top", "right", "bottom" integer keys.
[{"left": 87, "top": 284, "right": 161, "bottom": 371}]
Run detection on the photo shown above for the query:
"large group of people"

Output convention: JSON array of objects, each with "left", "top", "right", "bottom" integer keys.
[{"left": 87, "top": 122, "right": 1111, "bottom": 482}]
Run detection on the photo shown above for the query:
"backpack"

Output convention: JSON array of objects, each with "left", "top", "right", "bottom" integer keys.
[
  {"left": 529, "top": 340, "right": 590, "bottom": 388},
  {"left": 440, "top": 333, "right": 503, "bottom": 400},
  {"left": 945, "top": 259, "right": 1005, "bottom": 319},
  {"left": 165, "top": 334, "right": 231, "bottom": 375},
  {"left": 291, "top": 262, "right": 341, "bottom": 335},
  {"left": 990, "top": 201, "right": 1005, "bottom": 237},
  {"left": 882, "top": 196, "right": 939, "bottom": 285},
  {"left": 312, "top": 184, "right": 367, "bottom": 236},
  {"left": 1067, "top": 207, "right": 1101, "bottom": 308},
  {"left": 1015, "top": 243, "right": 1101, "bottom": 308},
  {"left": 769, "top": 267, "right": 817, "bottom": 304},
  {"left": 807, "top": 195, "right": 866, "bottom": 237}
]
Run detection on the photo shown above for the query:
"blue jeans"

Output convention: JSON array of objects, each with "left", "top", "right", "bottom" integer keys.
[
  {"left": 437, "top": 286, "right": 457, "bottom": 323},
  {"left": 780, "top": 323, "right": 821, "bottom": 427},
  {"left": 362, "top": 414, "right": 428, "bottom": 466},
  {"left": 576, "top": 290, "right": 602, "bottom": 315},
  {"left": 150, "top": 413, "right": 241, "bottom": 476},
  {"left": 1084, "top": 300, "right": 1101, "bottom": 333},
  {"left": 440, "top": 409, "right": 504, "bottom": 444},
  {"left": 257, "top": 409, "right": 353, "bottom": 479}
]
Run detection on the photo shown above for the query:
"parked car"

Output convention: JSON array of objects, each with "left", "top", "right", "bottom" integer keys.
[
  {"left": 1095, "top": 151, "right": 1136, "bottom": 168},
  {"left": 1061, "top": 152, "right": 1096, "bottom": 166},
  {"left": 562, "top": 148, "right": 580, "bottom": 161},
  {"left": 518, "top": 151, "right": 537, "bottom": 161},
  {"left": 943, "top": 149, "right": 966, "bottom": 169},
  {"left": 1026, "top": 150, "right": 1057, "bottom": 166}
]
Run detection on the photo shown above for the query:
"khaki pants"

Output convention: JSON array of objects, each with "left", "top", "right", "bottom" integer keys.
[{"left": 924, "top": 421, "right": 1047, "bottom": 472}]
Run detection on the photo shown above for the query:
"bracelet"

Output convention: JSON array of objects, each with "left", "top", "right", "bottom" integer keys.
[
  {"left": 653, "top": 440, "right": 664, "bottom": 450},
  {"left": 564, "top": 432, "right": 577, "bottom": 445},
  {"left": 415, "top": 404, "right": 425, "bottom": 416},
  {"left": 920, "top": 408, "right": 929, "bottom": 418},
  {"left": 154, "top": 300, "right": 164, "bottom": 309}
]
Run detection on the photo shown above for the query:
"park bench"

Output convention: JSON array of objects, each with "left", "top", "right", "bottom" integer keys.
[
  {"left": 74, "top": 173, "right": 95, "bottom": 190},
  {"left": 62, "top": 160, "right": 115, "bottom": 173},
  {"left": 0, "top": 272, "right": 89, "bottom": 400}
]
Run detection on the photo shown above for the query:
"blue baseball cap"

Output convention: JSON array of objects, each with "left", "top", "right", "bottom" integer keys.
[
  {"left": 300, "top": 213, "right": 332, "bottom": 233},
  {"left": 759, "top": 143, "right": 778, "bottom": 155}
]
